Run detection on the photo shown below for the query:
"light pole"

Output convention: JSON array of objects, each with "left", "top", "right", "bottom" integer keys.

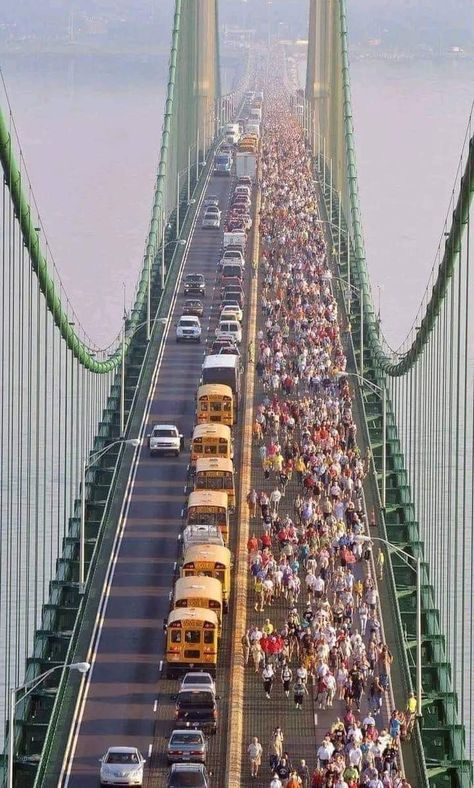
[
  {"left": 8, "top": 662, "right": 90, "bottom": 788},
  {"left": 342, "top": 370, "right": 386, "bottom": 510},
  {"left": 80, "top": 438, "right": 140, "bottom": 593},
  {"left": 321, "top": 266, "right": 364, "bottom": 378},
  {"left": 315, "top": 218, "right": 351, "bottom": 301},
  {"left": 361, "top": 535, "right": 422, "bottom": 720}
]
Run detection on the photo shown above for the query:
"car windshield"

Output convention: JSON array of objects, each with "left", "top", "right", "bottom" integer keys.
[
  {"left": 106, "top": 752, "right": 139, "bottom": 764},
  {"left": 170, "top": 733, "right": 203, "bottom": 745},
  {"left": 177, "top": 691, "right": 214, "bottom": 707},
  {"left": 180, "top": 318, "right": 198, "bottom": 325},
  {"left": 183, "top": 675, "right": 211, "bottom": 685},
  {"left": 153, "top": 428, "right": 176, "bottom": 437},
  {"left": 186, "top": 275, "right": 203, "bottom": 282}
]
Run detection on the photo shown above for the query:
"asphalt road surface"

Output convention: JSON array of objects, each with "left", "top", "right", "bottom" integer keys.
[{"left": 63, "top": 168, "right": 248, "bottom": 787}]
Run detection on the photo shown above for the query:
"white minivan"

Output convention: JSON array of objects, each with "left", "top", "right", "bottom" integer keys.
[{"left": 215, "top": 320, "right": 242, "bottom": 345}]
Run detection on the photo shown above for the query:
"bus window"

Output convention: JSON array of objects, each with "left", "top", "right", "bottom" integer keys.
[{"left": 185, "top": 630, "right": 200, "bottom": 644}]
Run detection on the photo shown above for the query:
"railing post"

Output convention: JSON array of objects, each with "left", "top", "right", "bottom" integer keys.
[
  {"left": 416, "top": 556, "right": 422, "bottom": 722},
  {"left": 360, "top": 290, "right": 364, "bottom": 375},
  {"left": 187, "top": 147, "right": 191, "bottom": 204},
  {"left": 329, "top": 158, "right": 333, "bottom": 223},
  {"left": 176, "top": 171, "right": 180, "bottom": 240},
  {"left": 79, "top": 459, "right": 86, "bottom": 593},
  {"left": 120, "top": 320, "right": 125, "bottom": 436},
  {"left": 323, "top": 137, "right": 326, "bottom": 193},
  {"left": 382, "top": 387, "right": 386, "bottom": 510}
]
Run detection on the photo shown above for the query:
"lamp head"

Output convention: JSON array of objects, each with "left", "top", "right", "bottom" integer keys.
[{"left": 70, "top": 661, "right": 90, "bottom": 674}]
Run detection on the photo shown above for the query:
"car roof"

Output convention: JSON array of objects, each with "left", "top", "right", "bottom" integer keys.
[
  {"left": 152, "top": 424, "right": 178, "bottom": 430},
  {"left": 169, "top": 728, "right": 205, "bottom": 736},
  {"left": 171, "top": 763, "right": 205, "bottom": 771},
  {"left": 185, "top": 273, "right": 204, "bottom": 279}
]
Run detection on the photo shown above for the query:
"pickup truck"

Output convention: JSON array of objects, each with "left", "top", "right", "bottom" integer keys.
[{"left": 148, "top": 424, "right": 184, "bottom": 457}]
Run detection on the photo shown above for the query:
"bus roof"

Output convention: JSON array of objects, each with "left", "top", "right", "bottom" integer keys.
[
  {"left": 168, "top": 607, "right": 219, "bottom": 625},
  {"left": 192, "top": 422, "right": 232, "bottom": 439},
  {"left": 195, "top": 457, "right": 234, "bottom": 473},
  {"left": 174, "top": 576, "right": 223, "bottom": 602},
  {"left": 183, "top": 544, "right": 231, "bottom": 566},
  {"left": 187, "top": 490, "right": 229, "bottom": 509},
  {"left": 197, "top": 383, "right": 233, "bottom": 398},
  {"left": 202, "top": 354, "right": 239, "bottom": 371}
]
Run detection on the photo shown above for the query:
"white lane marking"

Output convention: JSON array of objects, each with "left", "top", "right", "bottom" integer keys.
[
  {"left": 168, "top": 590, "right": 173, "bottom": 600},
  {"left": 159, "top": 660, "right": 163, "bottom": 672},
  {"left": 148, "top": 744, "right": 152, "bottom": 758},
  {"left": 180, "top": 508, "right": 184, "bottom": 517},
  {"left": 314, "top": 713, "right": 318, "bottom": 727},
  {"left": 183, "top": 485, "right": 187, "bottom": 493},
  {"left": 153, "top": 699, "right": 158, "bottom": 713},
  {"left": 61, "top": 162, "right": 214, "bottom": 787},
  {"left": 173, "top": 561, "right": 177, "bottom": 571}
]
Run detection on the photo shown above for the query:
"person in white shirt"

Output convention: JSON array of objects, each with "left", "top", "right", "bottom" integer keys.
[
  {"left": 270, "top": 487, "right": 282, "bottom": 513},
  {"left": 348, "top": 744, "right": 363, "bottom": 769},
  {"left": 247, "top": 737, "right": 263, "bottom": 778},
  {"left": 262, "top": 662, "right": 275, "bottom": 699},
  {"left": 317, "top": 736, "right": 334, "bottom": 767},
  {"left": 270, "top": 776, "right": 283, "bottom": 788}
]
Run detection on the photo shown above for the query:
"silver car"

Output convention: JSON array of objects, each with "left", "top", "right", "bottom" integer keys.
[
  {"left": 166, "top": 729, "right": 208, "bottom": 764},
  {"left": 201, "top": 207, "right": 221, "bottom": 229},
  {"left": 99, "top": 746, "right": 146, "bottom": 786},
  {"left": 180, "top": 672, "right": 216, "bottom": 695}
]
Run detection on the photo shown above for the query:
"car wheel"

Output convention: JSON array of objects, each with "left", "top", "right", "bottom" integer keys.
[{"left": 174, "top": 450, "right": 179, "bottom": 457}]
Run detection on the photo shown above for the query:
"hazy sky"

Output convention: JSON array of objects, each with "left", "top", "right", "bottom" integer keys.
[{"left": 2, "top": 1, "right": 473, "bottom": 49}]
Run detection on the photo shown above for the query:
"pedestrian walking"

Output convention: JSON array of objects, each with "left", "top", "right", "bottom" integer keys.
[
  {"left": 263, "top": 662, "right": 275, "bottom": 698},
  {"left": 241, "top": 629, "right": 251, "bottom": 666},
  {"left": 297, "top": 759, "right": 310, "bottom": 788},
  {"left": 248, "top": 736, "right": 263, "bottom": 778},
  {"left": 281, "top": 662, "right": 292, "bottom": 697},
  {"left": 269, "top": 727, "right": 284, "bottom": 771},
  {"left": 293, "top": 677, "right": 305, "bottom": 709}
]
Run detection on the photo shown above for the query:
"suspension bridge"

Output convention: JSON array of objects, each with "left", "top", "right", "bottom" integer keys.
[{"left": 0, "top": 1, "right": 472, "bottom": 786}]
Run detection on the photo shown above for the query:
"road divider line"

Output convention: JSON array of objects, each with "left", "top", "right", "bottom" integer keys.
[{"left": 153, "top": 700, "right": 158, "bottom": 713}]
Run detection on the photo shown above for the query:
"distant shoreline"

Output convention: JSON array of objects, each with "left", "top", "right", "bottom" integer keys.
[{"left": 0, "top": 40, "right": 472, "bottom": 62}]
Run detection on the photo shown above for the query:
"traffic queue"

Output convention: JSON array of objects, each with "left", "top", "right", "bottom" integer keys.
[{"left": 152, "top": 94, "right": 261, "bottom": 782}]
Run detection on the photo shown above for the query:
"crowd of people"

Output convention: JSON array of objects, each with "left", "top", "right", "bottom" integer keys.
[{"left": 242, "top": 85, "right": 415, "bottom": 788}]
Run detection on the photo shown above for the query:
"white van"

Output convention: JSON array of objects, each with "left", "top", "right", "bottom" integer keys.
[
  {"left": 176, "top": 315, "right": 201, "bottom": 343},
  {"left": 215, "top": 320, "right": 242, "bottom": 345}
]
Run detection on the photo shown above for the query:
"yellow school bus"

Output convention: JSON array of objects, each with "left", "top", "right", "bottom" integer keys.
[
  {"left": 186, "top": 490, "right": 230, "bottom": 543},
  {"left": 196, "top": 383, "right": 235, "bottom": 426},
  {"left": 174, "top": 576, "right": 223, "bottom": 635},
  {"left": 164, "top": 607, "right": 219, "bottom": 678},
  {"left": 191, "top": 423, "right": 233, "bottom": 465},
  {"left": 182, "top": 544, "right": 232, "bottom": 612},
  {"left": 194, "top": 457, "right": 236, "bottom": 509}
]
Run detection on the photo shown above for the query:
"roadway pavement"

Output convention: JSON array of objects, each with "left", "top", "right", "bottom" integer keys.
[{"left": 63, "top": 168, "right": 245, "bottom": 786}]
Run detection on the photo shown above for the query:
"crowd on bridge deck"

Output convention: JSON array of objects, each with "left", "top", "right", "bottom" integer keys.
[{"left": 243, "top": 83, "right": 416, "bottom": 788}]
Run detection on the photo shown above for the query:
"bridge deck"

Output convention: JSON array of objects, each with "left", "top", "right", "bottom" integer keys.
[{"left": 63, "top": 167, "right": 242, "bottom": 786}]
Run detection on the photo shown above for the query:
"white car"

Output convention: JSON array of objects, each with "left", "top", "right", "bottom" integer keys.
[
  {"left": 99, "top": 746, "right": 145, "bottom": 786},
  {"left": 180, "top": 672, "right": 216, "bottom": 695},
  {"left": 219, "top": 304, "right": 243, "bottom": 323},
  {"left": 201, "top": 207, "right": 221, "bottom": 229},
  {"left": 148, "top": 424, "right": 184, "bottom": 457},
  {"left": 176, "top": 315, "right": 201, "bottom": 343},
  {"left": 215, "top": 319, "right": 242, "bottom": 345}
]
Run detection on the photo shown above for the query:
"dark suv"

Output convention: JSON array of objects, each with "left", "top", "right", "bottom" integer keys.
[
  {"left": 167, "top": 763, "right": 210, "bottom": 787},
  {"left": 175, "top": 688, "right": 217, "bottom": 734},
  {"left": 184, "top": 274, "right": 205, "bottom": 296}
]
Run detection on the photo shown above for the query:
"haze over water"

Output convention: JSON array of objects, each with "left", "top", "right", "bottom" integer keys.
[{"left": 2, "top": 51, "right": 472, "bottom": 349}]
